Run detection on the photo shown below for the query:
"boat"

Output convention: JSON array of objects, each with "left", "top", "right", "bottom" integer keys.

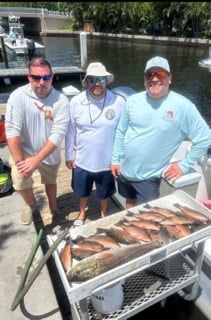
[
  {"left": 56, "top": 84, "right": 211, "bottom": 319},
  {"left": 3, "top": 15, "right": 45, "bottom": 56},
  {"left": 198, "top": 47, "right": 211, "bottom": 71}
]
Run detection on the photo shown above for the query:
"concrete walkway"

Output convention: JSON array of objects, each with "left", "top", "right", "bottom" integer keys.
[
  {"left": 0, "top": 140, "right": 120, "bottom": 319},
  {"left": 0, "top": 142, "right": 63, "bottom": 320}
]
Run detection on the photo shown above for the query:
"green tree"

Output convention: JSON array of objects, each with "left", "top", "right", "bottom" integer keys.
[{"left": 0, "top": 2, "right": 210, "bottom": 38}]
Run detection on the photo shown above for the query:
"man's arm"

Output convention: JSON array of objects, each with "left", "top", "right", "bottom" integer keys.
[
  {"left": 7, "top": 136, "right": 24, "bottom": 163},
  {"left": 16, "top": 140, "right": 57, "bottom": 179}
]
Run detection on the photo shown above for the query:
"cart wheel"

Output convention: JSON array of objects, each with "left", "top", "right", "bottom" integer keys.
[{"left": 177, "top": 285, "right": 202, "bottom": 301}]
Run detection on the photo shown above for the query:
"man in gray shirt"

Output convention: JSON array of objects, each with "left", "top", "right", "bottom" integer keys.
[{"left": 5, "top": 57, "right": 70, "bottom": 225}]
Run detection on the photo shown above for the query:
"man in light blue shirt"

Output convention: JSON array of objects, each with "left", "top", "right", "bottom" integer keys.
[{"left": 111, "top": 56, "right": 211, "bottom": 208}]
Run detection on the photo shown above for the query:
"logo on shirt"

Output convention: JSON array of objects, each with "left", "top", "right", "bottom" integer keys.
[
  {"left": 105, "top": 109, "right": 115, "bottom": 120},
  {"left": 34, "top": 102, "right": 53, "bottom": 121},
  {"left": 163, "top": 110, "right": 174, "bottom": 122}
]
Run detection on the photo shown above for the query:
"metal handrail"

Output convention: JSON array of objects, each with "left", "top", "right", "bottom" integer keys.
[{"left": 0, "top": 7, "right": 72, "bottom": 17}]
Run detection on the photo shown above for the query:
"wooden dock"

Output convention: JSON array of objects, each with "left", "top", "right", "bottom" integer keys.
[{"left": 0, "top": 66, "right": 85, "bottom": 85}]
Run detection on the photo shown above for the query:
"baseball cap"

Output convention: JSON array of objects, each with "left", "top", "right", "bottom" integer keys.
[{"left": 145, "top": 56, "right": 170, "bottom": 73}]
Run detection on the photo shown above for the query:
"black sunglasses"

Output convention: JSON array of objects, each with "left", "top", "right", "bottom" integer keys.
[{"left": 29, "top": 74, "right": 52, "bottom": 82}]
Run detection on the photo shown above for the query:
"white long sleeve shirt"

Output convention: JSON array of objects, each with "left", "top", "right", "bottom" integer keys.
[
  {"left": 65, "top": 89, "right": 125, "bottom": 172},
  {"left": 5, "top": 84, "right": 70, "bottom": 165}
]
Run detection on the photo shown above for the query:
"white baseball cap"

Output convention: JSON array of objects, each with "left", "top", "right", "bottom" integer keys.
[{"left": 145, "top": 56, "right": 170, "bottom": 73}]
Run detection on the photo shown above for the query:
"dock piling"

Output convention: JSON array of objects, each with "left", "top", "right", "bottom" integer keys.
[
  {"left": 80, "top": 32, "right": 87, "bottom": 70},
  {"left": 0, "top": 35, "right": 9, "bottom": 69}
]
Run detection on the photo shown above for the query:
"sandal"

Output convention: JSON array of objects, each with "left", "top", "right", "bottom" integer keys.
[{"left": 73, "top": 219, "right": 84, "bottom": 228}]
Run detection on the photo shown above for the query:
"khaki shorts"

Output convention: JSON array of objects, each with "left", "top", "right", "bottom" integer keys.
[{"left": 9, "top": 155, "right": 60, "bottom": 191}]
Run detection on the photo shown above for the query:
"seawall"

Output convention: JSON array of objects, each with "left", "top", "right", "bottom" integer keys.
[{"left": 40, "top": 30, "right": 211, "bottom": 48}]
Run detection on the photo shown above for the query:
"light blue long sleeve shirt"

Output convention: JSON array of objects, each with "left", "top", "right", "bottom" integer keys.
[
  {"left": 65, "top": 90, "right": 125, "bottom": 172},
  {"left": 111, "top": 90, "right": 211, "bottom": 181}
]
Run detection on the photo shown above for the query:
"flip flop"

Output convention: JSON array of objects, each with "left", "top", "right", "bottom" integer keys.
[{"left": 73, "top": 219, "right": 84, "bottom": 228}]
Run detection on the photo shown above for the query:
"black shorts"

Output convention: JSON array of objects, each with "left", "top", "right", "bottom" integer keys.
[
  {"left": 117, "top": 174, "right": 161, "bottom": 204},
  {"left": 72, "top": 166, "right": 116, "bottom": 200}
]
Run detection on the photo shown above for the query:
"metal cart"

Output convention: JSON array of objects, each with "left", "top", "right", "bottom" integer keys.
[{"left": 47, "top": 190, "right": 211, "bottom": 320}]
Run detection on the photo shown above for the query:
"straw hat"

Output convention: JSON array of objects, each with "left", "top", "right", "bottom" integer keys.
[{"left": 82, "top": 62, "right": 114, "bottom": 87}]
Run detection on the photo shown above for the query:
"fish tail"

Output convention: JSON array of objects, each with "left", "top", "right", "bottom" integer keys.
[
  {"left": 173, "top": 203, "right": 181, "bottom": 209},
  {"left": 96, "top": 227, "right": 108, "bottom": 234},
  {"left": 126, "top": 210, "right": 134, "bottom": 217},
  {"left": 144, "top": 203, "right": 151, "bottom": 209}
]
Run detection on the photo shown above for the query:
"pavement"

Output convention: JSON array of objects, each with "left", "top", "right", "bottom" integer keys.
[
  {"left": 0, "top": 138, "right": 120, "bottom": 320},
  {"left": 0, "top": 142, "right": 64, "bottom": 320}
]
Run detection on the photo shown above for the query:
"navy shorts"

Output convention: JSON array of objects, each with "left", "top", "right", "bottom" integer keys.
[
  {"left": 117, "top": 174, "right": 161, "bottom": 205},
  {"left": 71, "top": 166, "right": 116, "bottom": 200}
]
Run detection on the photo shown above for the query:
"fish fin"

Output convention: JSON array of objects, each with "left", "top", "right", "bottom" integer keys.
[{"left": 96, "top": 251, "right": 114, "bottom": 259}]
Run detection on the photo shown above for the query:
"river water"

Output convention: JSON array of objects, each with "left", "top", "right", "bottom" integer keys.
[
  {"left": 0, "top": 35, "right": 211, "bottom": 123},
  {"left": 0, "top": 35, "right": 210, "bottom": 320}
]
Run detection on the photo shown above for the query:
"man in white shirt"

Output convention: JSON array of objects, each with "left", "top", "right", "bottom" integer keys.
[{"left": 65, "top": 62, "right": 125, "bottom": 227}]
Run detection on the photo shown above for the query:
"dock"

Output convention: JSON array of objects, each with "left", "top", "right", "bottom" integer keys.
[
  {"left": 0, "top": 66, "right": 85, "bottom": 86},
  {"left": 0, "top": 140, "right": 120, "bottom": 319}
]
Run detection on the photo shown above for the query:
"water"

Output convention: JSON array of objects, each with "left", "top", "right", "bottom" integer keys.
[
  {"left": 1, "top": 35, "right": 210, "bottom": 320},
  {"left": 0, "top": 35, "right": 211, "bottom": 123}
]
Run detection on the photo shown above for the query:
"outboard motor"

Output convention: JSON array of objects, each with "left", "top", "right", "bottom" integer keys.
[
  {"left": 27, "top": 39, "right": 35, "bottom": 56},
  {"left": 111, "top": 86, "right": 136, "bottom": 100}
]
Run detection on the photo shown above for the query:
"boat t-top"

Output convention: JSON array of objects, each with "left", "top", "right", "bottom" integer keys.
[{"left": 4, "top": 15, "right": 45, "bottom": 56}]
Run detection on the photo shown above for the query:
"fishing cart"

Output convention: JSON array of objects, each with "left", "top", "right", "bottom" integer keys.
[{"left": 47, "top": 190, "right": 211, "bottom": 320}]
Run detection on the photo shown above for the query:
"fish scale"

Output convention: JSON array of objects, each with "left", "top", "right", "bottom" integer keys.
[
  {"left": 125, "top": 218, "right": 160, "bottom": 231},
  {"left": 76, "top": 234, "right": 120, "bottom": 249},
  {"left": 96, "top": 227, "right": 139, "bottom": 245}
]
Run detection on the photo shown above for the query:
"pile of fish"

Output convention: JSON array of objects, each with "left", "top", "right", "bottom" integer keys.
[
  {"left": 59, "top": 203, "right": 210, "bottom": 282},
  {"left": 144, "top": 203, "right": 210, "bottom": 239}
]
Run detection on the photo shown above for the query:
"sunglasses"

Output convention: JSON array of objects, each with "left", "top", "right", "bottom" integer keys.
[
  {"left": 88, "top": 76, "right": 107, "bottom": 84},
  {"left": 30, "top": 74, "right": 52, "bottom": 82},
  {"left": 145, "top": 70, "right": 167, "bottom": 80}
]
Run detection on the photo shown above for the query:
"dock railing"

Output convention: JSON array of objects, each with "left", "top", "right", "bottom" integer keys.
[{"left": 0, "top": 7, "right": 72, "bottom": 17}]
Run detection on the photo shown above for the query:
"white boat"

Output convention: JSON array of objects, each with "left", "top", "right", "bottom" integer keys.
[
  {"left": 3, "top": 15, "right": 45, "bottom": 56},
  {"left": 198, "top": 47, "right": 211, "bottom": 71}
]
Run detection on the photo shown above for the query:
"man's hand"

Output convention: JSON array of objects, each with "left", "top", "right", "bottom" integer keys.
[
  {"left": 111, "top": 164, "right": 121, "bottom": 179},
  {"left": 16, "top": 156, "right": 39, "bottom": 179},
  {"left": 65, "top": 160, "right": 75, "bottom": 169},
  {"left": 163, "top": 162, "right": 183, "bottom": 183}
]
